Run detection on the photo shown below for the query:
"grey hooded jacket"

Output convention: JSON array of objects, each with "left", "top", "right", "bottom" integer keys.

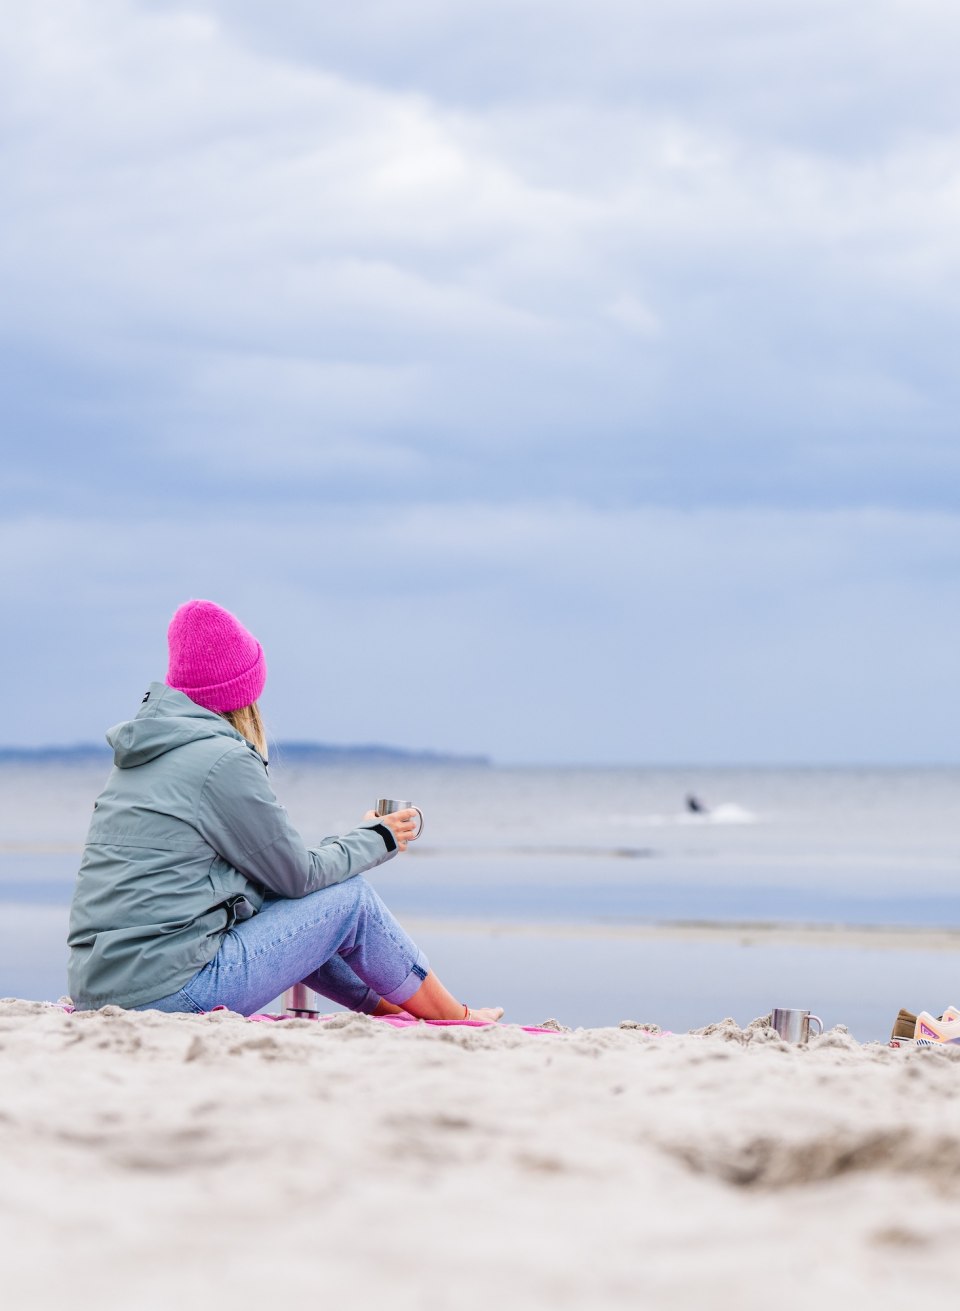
[{"left": 67, "top": 683, "right": 398, "bottom": 1010}]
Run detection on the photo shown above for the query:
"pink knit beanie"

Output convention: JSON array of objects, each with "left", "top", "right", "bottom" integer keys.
[{"left": 165, "top": 600, "right": 267, "bottom": 713}]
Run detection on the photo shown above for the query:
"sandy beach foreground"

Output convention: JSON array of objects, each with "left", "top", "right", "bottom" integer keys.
[{"left": 2, "top": 1000, "right": 959, "bottom": 1310}]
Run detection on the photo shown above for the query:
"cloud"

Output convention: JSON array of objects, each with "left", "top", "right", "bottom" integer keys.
[
  {"left": 2, "top": 0, "right": 959, "bottom": 520},
  {"left": 2, "top": 2, "right": 958, "bottom": 760},
  {"left": 185, "top": 1, "right": 960, "bottom": 151}
]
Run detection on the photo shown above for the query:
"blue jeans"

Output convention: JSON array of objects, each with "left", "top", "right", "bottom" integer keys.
[{"left": 132, "top": 875, "right": 430, "bottom": 1017}]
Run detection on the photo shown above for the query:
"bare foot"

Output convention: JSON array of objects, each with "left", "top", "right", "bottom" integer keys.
[
  {"left": 402, "top": 972, "right": 503, "bottom": 1023},
  {"left": 467, "top": 1007, "right": 504, "bottom": 1023},
  {"left": 373, "top": 998, "right": 408, "bottom": 1017}
]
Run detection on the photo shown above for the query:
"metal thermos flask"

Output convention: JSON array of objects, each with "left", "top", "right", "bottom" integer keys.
[{"left": 284, "top": 982, "right": 322, "bottom": 1018}]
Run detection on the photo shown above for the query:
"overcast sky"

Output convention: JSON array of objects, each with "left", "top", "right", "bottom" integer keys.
[{"left": 2, "top": 0, "right": 958, "bottom": 763}]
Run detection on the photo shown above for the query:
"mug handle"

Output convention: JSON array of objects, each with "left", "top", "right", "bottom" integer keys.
[
  {"left": 410, "top": 806, "right": 424, "bottom": 840},
  {"left": 808, "top": 1014, "right": 824, "bottom": 1037}
]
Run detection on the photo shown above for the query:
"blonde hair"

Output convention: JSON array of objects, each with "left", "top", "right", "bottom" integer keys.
[{"left": 222, "top": 702, "right": 268, "bottom": 760}]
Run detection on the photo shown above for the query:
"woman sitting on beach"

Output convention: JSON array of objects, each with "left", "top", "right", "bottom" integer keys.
[{"left": 67, "top": 599, "right": 503, "bottom": 1023}]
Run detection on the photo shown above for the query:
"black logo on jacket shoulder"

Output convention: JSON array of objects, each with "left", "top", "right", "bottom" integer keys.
[{"left": 141, "top": 690, "right": 150, "bottom": 704}]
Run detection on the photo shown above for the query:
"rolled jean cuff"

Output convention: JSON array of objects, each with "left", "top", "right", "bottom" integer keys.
[
  {"left": 380, "top": 950, "right": 430, "bottom": 1006},
  {"left": 356, "top": 986, "right": 382, "bottom": 1015}
]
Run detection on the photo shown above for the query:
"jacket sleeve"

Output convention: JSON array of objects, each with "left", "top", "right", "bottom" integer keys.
[{"left": 195, "top": 745, "right": 398, "bottom": 898}]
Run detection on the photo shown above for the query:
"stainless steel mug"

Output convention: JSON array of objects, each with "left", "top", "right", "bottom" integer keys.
[
  {"left": 376, "top": 798, "right": 424, "bottom": 839},
  {"left": 284, "top": 982, "right": 323, "bottom": 1019},
  {"left": 770, "top": 1007, "right": 824, "bottom": 1043}
]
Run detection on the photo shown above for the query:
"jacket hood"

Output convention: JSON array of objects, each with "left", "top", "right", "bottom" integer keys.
[{"left": 107, "top": 682, "right": 246, "bottom": 768}]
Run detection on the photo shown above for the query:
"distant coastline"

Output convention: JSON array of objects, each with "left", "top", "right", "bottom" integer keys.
[
  {"left": 271, "top": 742, "right": 491, "bottom": 767},
  {"left": 0, "top": 743, "right": 491, "bottom": 767}
]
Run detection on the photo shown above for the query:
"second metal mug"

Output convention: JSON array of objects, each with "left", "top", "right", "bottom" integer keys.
[
  {"left": 770, "top": 1007, "right": 824, "bottom": 1043},
  {"left": 375, "top": 799, "right": 424, "bottom": 840}
]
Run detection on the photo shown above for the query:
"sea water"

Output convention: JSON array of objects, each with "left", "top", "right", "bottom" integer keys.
[{"left": 1, "top": 759, "right": 958, "bottom": 1038}]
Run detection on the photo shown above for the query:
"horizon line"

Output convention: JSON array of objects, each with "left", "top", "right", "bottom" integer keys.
[{"left": 0, "top": 744, "right": 958, "bottom": 771}]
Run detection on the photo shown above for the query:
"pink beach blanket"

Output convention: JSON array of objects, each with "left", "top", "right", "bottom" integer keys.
[
  {"left": 55, "top": 1003, "right": 557, "bottom": 1034},
  {"left": 238, "top": 1009, "right": 560, "bottom": 1035}
]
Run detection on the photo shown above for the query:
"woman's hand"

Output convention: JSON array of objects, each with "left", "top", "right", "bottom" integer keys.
[{"left": 363, "top": 808, "right": 420, "bottom": 852}]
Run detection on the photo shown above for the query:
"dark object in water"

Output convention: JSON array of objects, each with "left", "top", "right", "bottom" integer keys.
[{"left": 686, "top": 793, "right": 708, "bottom": 815}]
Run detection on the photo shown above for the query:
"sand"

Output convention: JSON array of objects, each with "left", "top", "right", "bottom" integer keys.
[
  {"left": 404, "top": 914, "right": 960, "bottom": 952},
  {"left": 2, "top": 999, "right": 959, "bottom": 1310}
]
